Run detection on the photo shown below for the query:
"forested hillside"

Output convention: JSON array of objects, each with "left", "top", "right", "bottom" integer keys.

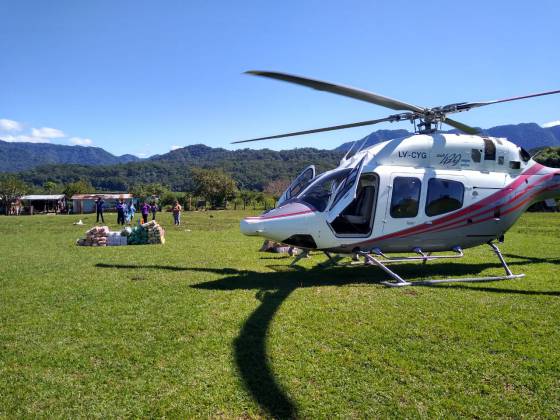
[
  {"left": 0, "top": 140, "right": 139, "bottom": 172},
  {"left": 17, "top": 145, "right": 344, "bottom": 191},
  {"left": 5, "top": 123, "right": 560, "bottom": 193}
]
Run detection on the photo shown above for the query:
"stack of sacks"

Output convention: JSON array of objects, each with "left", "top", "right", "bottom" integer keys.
[
  {"left": 145, "top": 220, "right": 166, "bottom": 244},
  {"left": 107, "top": 231, "right": 128, "bottom": 246},
  {"left": 127, "top": 225, "right": 149, "bottom": 245},
  {"left": 76, "top": 226, "right": 109, "bottom": 246}
]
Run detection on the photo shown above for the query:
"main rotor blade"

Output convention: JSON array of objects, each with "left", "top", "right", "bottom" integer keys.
[
  {"left": 246, "top": 70, "right": 425, "bottom": 113},
  {"left": 232, "top": 116, "right": 396, "bottom": 144},
  {"left": 443, "top": 118, "right": 479, "bottom": 134},
  {"left": 453, "top": 89, "right": 560, "bottom": 112}
]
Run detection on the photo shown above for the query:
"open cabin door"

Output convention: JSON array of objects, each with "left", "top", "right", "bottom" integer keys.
[
  {"left": 277, "top": 165, "right": 316, "bottom": 206},
  {"left": 326, "top": 157, "right": 366, "bottom": 224}
]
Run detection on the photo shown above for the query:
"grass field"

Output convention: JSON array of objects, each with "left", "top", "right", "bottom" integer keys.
[{"left": 1, "top": 211, "right": 559, "bottom": 418}]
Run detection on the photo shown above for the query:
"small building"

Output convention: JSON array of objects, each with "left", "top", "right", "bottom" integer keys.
[
  {"left": 20, "top": 194, "right": 66, "bottom": 214},
  {"left": 71, "top": 193, "right": 134, "bottom": 213}
]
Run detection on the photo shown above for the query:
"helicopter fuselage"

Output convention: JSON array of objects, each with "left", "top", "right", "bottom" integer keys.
[{"left": 240, "top": 133, "right": 560, "bottom": 254}]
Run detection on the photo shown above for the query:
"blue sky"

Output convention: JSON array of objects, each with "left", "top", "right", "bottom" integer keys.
[{"left": 1, "top": 0, "right": 559, "bottom": 157}]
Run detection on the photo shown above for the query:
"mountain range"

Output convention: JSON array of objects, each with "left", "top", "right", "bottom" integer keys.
[
  {"left": 2, "top": 122, "right": 559, "bottom": 174},
  {"left": 2, "top": 122, "right": 560, "bottom": 192},
  {"left": 0, "top": 141, "right": 139, "bottom": 172}
]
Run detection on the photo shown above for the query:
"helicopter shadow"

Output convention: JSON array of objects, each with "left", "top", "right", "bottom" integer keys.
[
  {"left": 96, "top": 259, "right": 560, "bottom": 418},
  {"left": 186, "top": 259, "right": 560, "bottom": 418}
]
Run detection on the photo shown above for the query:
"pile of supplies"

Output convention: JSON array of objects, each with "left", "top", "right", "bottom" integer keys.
[
  {"left": 76, "top": 221, "right": 165, "bottom": 247},
  {"left": 127, "top": 220, "right": 166, "bottom": 245},
  {"left": 259, "top": 240, "right": 300, "bottom": 255},
  {"left": 76, "top": 226, "right": 110, "bottom": 247}
]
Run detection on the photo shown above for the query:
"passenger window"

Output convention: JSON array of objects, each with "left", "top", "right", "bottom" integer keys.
[
  {"left": 390, "top": 177, "right": 421, "bottom": 218},
  {"left": 426, "top": 178, "right": 464, "bottom": 217},
  {"left": 471, "top": 149, "right": 481, "bottom": 163}
]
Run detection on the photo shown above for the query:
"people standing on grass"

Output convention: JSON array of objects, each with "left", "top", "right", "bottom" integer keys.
[
  {"left": 116, "top": 199, "right": 126, "bottom": 225},
  {"left": 141, "top": 202, "right": 150, "bottom": 224},
  {"left": 127, "top": 201, "right": 136, "bottom": 221},
  {"left": 124, "top": 203, "right": 131, "bottom": 224},
  {"left": 95, "top": 197, "right": 105, "bottom": 223},
  {"left": 151, "top": 202, "right": 158, "bottom": 220},
  {"left": 172, "top": 200, "right": 182, "bottom": 225}
]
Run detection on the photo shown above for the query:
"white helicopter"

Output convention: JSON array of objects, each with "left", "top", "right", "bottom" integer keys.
[{"left": 235, "top": 71, "right": 560, "bottom": 287}]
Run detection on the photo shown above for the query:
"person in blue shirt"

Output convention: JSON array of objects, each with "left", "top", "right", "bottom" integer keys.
[
  {"left": 95, "top": 197, "right": 105, "bottom": 223},
  {"left": 116, "top": 199, "right": 126, "bottom": 225}
]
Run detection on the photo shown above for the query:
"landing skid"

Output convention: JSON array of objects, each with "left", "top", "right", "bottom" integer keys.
[
  {"left": 289, "top": 250, "right": 347, "bottom": 267},
  {"left": 360, "top": 242, "right": 525, "bottom": 287}
]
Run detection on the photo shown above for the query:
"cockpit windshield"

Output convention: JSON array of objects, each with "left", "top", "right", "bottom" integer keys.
[{"left": 298, "top": 168, "right": 352, "bottom": 212}]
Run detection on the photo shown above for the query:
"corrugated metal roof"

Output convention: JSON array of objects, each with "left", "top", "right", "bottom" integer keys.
[
  {"left": 21, "top": 194, "right": 65, "bottom": 200},
  {"left": 71, "top": 193, "right": 133, "bottom": 200}
]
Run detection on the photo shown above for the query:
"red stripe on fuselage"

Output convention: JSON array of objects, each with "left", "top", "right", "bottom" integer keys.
[
  {"left": 357, "top": 163, "right": 552, "bottom": 245},
  {"left": 427, "top": 180, "right": 560, "bottom": 235},
  {"left": 425, "top": 171, "right": 557, "bottom": 235},
  {"left": 244, "top": 209, "right": 314, "bottom": 221}
]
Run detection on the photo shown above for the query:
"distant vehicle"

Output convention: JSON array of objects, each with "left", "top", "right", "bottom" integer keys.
[{"left": 235, "top": 71, "right": 560, "bottom": 286}]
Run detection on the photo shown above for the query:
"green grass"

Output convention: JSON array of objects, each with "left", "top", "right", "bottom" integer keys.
[{"left": 1, "top": 211, "right": 559, "bottom": 418}]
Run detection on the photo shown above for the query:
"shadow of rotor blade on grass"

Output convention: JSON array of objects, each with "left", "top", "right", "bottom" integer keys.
[
  {"left": 503, "top": 254, "right": 560, "bottom": 265},
  {"left": 422, "top": 284, "right": 560, "bottom": 296},
  {"left": 234, "top": 286, "right": 298, "bottom": 419}
]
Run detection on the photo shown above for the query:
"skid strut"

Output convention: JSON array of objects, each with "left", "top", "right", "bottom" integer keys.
[{"left": 360, "top": 242, "right": 524, "bottom": 287}]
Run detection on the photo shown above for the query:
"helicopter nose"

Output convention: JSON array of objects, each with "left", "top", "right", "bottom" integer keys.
[
  {"left": 240, "top": 218, "right": 263, "bottom": 236},
  {"left": 240, "top": 201, "right": 316, "bottom": 240}
]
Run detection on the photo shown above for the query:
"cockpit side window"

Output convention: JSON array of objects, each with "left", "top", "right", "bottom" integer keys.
[
  {"left": 329, "top": 173, "right": 378, "bottom": 235},
  {"left": 329, "top": 157, "right": 365, "bottom": 211},
  {"left": 299, "top": 169, "right": 351, "bottom": 212},
  {"left": 288, "top": 168, "right": 314, "bottom": 198}
]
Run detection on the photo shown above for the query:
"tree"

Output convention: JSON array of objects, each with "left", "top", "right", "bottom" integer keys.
[
  {"left": 159, "top": 190, "right": 177, "bottom": 207},
  {"left": 254, "top": 192, "right": 265, "bottom": 210},
  {"left": 191, "top": 168, "right": 238, "bottom": 208},
  {"left": 264, "top": 179, "right": 291, "bottom": 200},
  {"left": 0, "top": 175, "right": 29, "bottom": 215},
  {"left": 63, "top": 179, "right": 93, "bottom": 198},
  {"left": 239, "top": 190, "right": 254, "bottom": 210},
  {"left": 129, "top": 183, "right": 169, "bottom": 201},
  {"left": 42, "top": 181, "right": 59, "bottom": 194}
]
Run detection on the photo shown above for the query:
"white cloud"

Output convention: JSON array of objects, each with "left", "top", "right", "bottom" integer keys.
[
  {"left": 0, "top": 118, "right": 23, "bottom": 132},
  {"left": 2, "top": 134, "right": 51, "bottom": 143},
  {"left": 69, "top": 137, "right": 93, "bottom": 146},
  {"left": 542, "top": 120, "right": 560, "bottom": 128},
  {"left": 31, "top": 127, "right": 65, "bottom": 139},
  {"left": 0, "top": 121, "right": 95, "bottom": 147},
  {"left": 135, "top": 152, "right": 149, "bottom": 157},
  {"left": 170, "top": 145, "right": 182, "bottom": 151}
]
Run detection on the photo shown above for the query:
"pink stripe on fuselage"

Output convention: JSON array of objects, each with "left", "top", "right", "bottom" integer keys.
[
  {"left": 424, "top": 171, "right": 557, "bottom": 235},
  {"left": 244, "top": 209, "right": 314, "bottom": 221},
  {"left": 357, "top": 163, "right": 552, "bottom": 245}
]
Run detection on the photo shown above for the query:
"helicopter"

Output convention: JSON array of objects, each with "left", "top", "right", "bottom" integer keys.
[{"left": 234, "top": 71, "right": 560, "bottom": 287}]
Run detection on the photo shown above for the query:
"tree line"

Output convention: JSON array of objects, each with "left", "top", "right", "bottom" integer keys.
[
  {"left": 3, "top": 146, "right": 560, "bottom": 214},
  {"left": 0, "top": 168, "right": 291, "bottom": 214}
]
